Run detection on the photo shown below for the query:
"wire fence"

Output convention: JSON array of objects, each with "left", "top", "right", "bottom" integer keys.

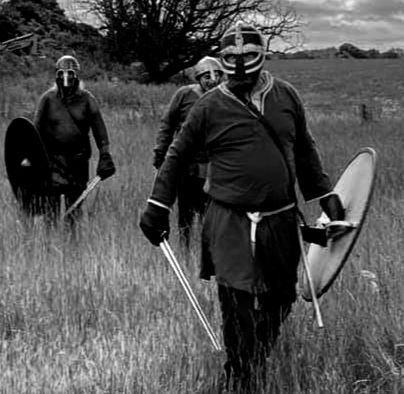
[
  {"left": 306, "top": 98, "right": 404, "bottom": 122},
  {"left": 1, "top": 85, "right": 403, "bottom": 123}
]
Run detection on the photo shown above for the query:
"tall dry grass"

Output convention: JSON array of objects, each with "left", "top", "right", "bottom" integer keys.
[{"left": 0, "top": 59, "right": 403, "bottom": 393}]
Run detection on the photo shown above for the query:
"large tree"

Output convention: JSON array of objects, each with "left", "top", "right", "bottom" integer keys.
[
  {"left": 0, "top": 0, "right": 73, "bottom": 41},
  {"left": 0, "top": 0, "right": 105, "bottom": 59},
  {"left": 80, "top": 0, "right": 303, "bottom": 82}
]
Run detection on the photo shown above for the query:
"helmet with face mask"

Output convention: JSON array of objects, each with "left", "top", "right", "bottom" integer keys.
[
  {"left": 220, "top": 21, "right": 265, "bottom": 80},
  {"left": 194, "top": 56, "right": 223, "bottom": 80},
  {"left": 55, "top": 55, "right": 80, "bottom": 93},
  {"left": 193, "top": 56, "right": 223, "bottom": 91}
]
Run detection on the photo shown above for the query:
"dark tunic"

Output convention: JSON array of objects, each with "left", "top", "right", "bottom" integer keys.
[
  {"left": 154, "top": 84, "right": 207, "bottom": 169},
  {"left": 34, "top": 86, "right": 109, "bottom": 191},
  {"left": 150, "top": 71, "right": 332, "bottom": 294}
]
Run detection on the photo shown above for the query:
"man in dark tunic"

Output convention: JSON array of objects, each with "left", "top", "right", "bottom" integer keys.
[
  {"left": 153, "top": 56, "right": 224, "bottom": 248},
  {"left": 34, "top": 55, "right": 116, "bottom": 224},
  {"left": 140, "top": 22, "right": 344, "bottom": 391}
]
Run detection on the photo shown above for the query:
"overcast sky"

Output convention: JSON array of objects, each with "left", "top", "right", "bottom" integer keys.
[
  {"left": 291, "top": 0, "right": 404, "bottom": 50},
  {"left": 58, "top": 0, "right": 404, "bottom": 51}
]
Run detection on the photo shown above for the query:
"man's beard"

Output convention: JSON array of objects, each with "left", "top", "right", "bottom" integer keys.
[{"left": 227, "top": 71, "right": 260, "bottom": 100}]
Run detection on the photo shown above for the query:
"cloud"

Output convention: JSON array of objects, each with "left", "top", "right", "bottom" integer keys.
[
  {"left": 291, "top": 0, "right": 404, "bottom": 49},
  {"left": 355, "top": 0, "right": 404, "bottom": 19},
  {"left": 57, "top": 0, "right": 404, "bottom": 50}
]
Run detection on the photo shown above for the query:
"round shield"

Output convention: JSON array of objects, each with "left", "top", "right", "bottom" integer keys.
[
  {"left": 4, "top": 117, "right": 51, "bottom": 214},
  {"left": 301, "top": 147, "right": 377, "bottom": 301}
]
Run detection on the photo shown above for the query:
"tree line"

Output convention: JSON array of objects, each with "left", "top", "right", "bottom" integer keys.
[
  {"left": 1, "top": 0, "right": 401, "bottom": 83},
  {"left": 277, "top": 43, "right": 403, "bottom": 60},
  {"left": 0, "top": 0, "right": 302, "bottom": 82}
]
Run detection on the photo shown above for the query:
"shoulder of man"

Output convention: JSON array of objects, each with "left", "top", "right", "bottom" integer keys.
[
  {"left": 165, "top": 84, "right": 194, "bottom": 106},
  {"left": 41, "top": 86, "right": 57, "bottom": 98},
  {"left": 184, "top": 86, "right": 221, "bottom": 121},
  {"left": 174, "top": 83, "right": 200, "bottom": 96},
  {"left": 36, "top": 86, "right": 57, "bottom": 106},
  {"left": 271, "top": 76, "right": 302, "bottom": 102},
  {"left": 77, "top": 88, "right": 101, "bottom": 109},
  {"left": 77, "top": 87, "right": 96, "bottom": 100}
]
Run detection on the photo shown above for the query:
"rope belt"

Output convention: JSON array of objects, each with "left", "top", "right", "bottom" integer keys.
[{"left": 246, "top": 203, "right": 295, "bottom": 256}]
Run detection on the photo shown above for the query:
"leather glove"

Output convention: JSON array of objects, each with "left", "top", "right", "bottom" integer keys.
[
  {"left": 153, "top": 151, "right": 165, "bottom": 170},
  {"left": 300, "top": 225, "right": 327, "bottom": 247},
  {"left": 97, "top": 152, "right": 116, "bottom": 180},
  {"left": 320, "top": 193, "right": 345, "bottom": 221},
  {"left": 139, "top": 203, "right": 170, "bottom": 246}
]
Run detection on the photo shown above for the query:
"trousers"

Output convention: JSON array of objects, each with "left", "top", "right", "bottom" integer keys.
[{"left": 218, "top": 285, "right": 293, "bottom": 392}]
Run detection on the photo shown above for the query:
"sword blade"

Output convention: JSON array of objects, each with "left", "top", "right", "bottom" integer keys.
[
  {"left": 63, "top": 175, "right": 101, "bottom": 218},
  {"left": 160, "top": 239, "right": 222, "bottom": 351},
  {"left": 297, "top": 222, "right": 324, "bottom": 328}
]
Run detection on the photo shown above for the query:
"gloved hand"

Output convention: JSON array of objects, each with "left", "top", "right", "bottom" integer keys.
[
  {"left": 153, "top": 151, "right": 165, "bottom": 170},
  {"left": 320, "top": 193, "right": 345, "bottom": 221},
  {"left": 97, "top": 152, "right": 116, "bottom": 180},
  {"left": 139, "top": 203, "right": 170, "bottom": 246}
]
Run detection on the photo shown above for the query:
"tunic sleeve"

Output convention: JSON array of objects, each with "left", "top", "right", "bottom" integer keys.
[
  {"left": 33, "top": 92, "right": 48, "bottom": 133},
  {"left": 153, "top": 88, "right": 183, "bottom": 158},
  {"left": 88, "top": 92, "right": 110, "bottom": 153},
  {"left": 292, "top": 89, "right": 333, "bottom": 201},
  {"left": 150, "top": 98, "right": 206, "bottom": 206}
]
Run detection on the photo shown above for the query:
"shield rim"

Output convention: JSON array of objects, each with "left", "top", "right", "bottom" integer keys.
[{"left": 302, "top": 146, "right": 377, "bottom": 301}]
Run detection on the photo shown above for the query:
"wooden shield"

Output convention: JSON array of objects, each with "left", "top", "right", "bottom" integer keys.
[
  {"left": 301, "top": 147, "right": 377, "bottom": 301},
  {"left": 4, "top": 117, "right": 51, "bottom": 214}
]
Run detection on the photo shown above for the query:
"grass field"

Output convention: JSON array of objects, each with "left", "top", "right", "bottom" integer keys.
[{"left": 0, "top": 58, "right": 403, "bottom": 393}]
